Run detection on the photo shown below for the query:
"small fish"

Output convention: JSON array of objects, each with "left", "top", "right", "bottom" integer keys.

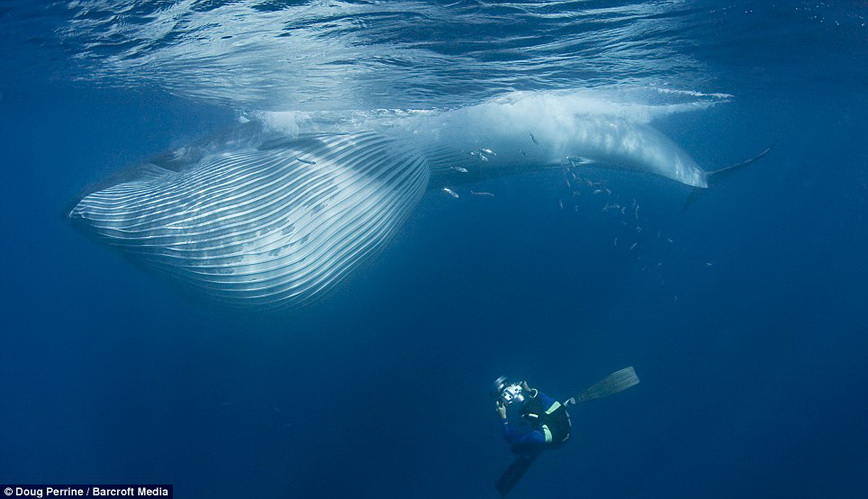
[
  {"left": 480, "top": 148, "right": 496, "bottom": 156},
  {"left": 593, "top": 189, "right": 602, "bottom": 194},
  {"left": 558, "top": 199, "right": 564, "bottom": 210},
  {"left": 613, "top": 238, "right": 618, "bottom": 246},
  {"left": 296, "top": 156, "right": 316, "bottom": 165},
  {"left": 530, "top": 132, "right": 539, "bottom": 145},
  {"left": 666, "top": 238, "right": 674, "bottom": 243},
  {"left": 520, "top": 150, "right": 528, "bottom": 157},
  {"left": 450, "top": 166, "right": 469, "bottom": 173},
  {"left": 704, "top": 262, "right": 713, "bottom": 267},
  {"left": 629, "top": 242, "right": 638, "bottom": 251},
  {"left": 470, "top": 190, "right": 494, "bottom": 197},
  {"left": 442, "top": 187, "right": 459, "bottom": 198},
  {"left": 604, "top": 188, "right": 611, "bottom": 195}
]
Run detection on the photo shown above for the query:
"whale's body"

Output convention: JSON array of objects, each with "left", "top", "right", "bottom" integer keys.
[
  {"left": 69, "top": 97, "right": 718, "bottom": 310},
  {"left": 413, "top": 109, "right": 708, "bottom": 188}
]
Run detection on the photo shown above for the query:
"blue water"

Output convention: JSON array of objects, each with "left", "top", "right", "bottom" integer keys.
[{"left": 1, "top": 1, "right": 867, "bottom": 498}]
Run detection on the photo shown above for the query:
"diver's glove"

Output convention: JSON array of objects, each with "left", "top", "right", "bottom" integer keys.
[{"left": 496, "top": 400, "right": 508, "bottom": 420}]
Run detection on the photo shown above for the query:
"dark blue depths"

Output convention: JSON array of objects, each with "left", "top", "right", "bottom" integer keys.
[{"left": 1, "top": 3, "right": 867, "bottom": 499}]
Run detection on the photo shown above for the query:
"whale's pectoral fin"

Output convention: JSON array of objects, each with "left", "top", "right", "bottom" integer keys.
[
  {"left": 706, "top": 144, "right": 774, "bottom": 186},
  {"left": 68, "top": 132, "right": 429, "bottom": 310},
  {"left": 681, "top": 144, "right": 774, "bottom": 211}
]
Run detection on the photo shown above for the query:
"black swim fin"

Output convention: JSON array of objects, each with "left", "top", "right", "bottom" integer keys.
[
  {"left": 495, "top": 453, "right": 540, "bottom": 497},
  {"left": 565, "top": 366, "right": 640, "bottom": 406}
]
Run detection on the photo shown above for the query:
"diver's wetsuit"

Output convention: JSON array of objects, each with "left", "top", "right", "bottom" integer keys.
[{"left": 500, "top": 389, "right": 570, "bottom": 455}]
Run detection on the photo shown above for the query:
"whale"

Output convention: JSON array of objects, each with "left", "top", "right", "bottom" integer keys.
[{"left": 69, "top": 94, "right": 762, "bottom": 310}]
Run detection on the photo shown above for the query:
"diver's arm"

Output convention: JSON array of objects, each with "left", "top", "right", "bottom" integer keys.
[
  {"left": 522, "top": 382, "right": 558, "bottom": 412},
  {"left": 497, "top": 401, "right": 510, "bottom": 441},
  {"left": 500, "top": 418, "right": 513, "bottom": 441},
  {"left": 534, "top": 390, "right": 556, "bottom": 408},
  {"left": 501, "top": 418, "right": 522, "bottom": 442},
  {"left": 497, "top": 401, "right": 518, "bottom": 442}
]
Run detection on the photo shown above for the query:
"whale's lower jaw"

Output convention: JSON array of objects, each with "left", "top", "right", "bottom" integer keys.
[{"left": 68, "top": 132, "right": 429, "bottom": 310}]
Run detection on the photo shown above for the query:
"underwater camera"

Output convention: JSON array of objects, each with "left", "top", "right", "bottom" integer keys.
[{"left": 492, "top": 376, "right": 525, "bottom": 406}]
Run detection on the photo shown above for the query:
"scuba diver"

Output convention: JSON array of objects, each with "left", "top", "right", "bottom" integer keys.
[
  {"left": 491, "top": 367, "right": 640, "bottom": 497},
  {"left": 494, "top": 378, "right": 572, "bottom": 455}
]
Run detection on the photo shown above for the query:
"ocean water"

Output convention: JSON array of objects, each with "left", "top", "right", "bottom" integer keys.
[{"left": 1, "top": 1, "right": 867, "bottom": 498}]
